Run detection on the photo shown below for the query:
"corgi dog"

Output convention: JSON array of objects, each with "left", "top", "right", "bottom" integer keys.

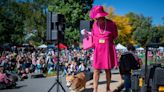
[{"left": 66, "top": 72, "right": 86, "bottom": 92}]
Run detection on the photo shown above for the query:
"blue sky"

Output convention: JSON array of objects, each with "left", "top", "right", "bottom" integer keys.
[{"left": 93, "top": 0, "right": 164, "bottom": 25}]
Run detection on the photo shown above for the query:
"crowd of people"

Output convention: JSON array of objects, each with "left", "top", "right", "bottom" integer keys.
[
  {"left": 0, "top": 46, "right": 93, "bottom": 82},
  {"left": 0, "top": 44, "right": 163, "bottom": 90}
]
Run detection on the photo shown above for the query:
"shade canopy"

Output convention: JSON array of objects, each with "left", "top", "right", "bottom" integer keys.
[
  {"left": 158, "top": 46, "right": 164, "bottom": 51},
  {"left": 116, "top": 43, "right": 127, "bottom": 50},
  {"left": 56, "top": 43, "right": 67, "bottom": 50},
  {"left": 136, "top": 47, "right": 144, "bottom": 50},
  {"left": 38, "top": 44, "right": 47, "bottom": 48}
]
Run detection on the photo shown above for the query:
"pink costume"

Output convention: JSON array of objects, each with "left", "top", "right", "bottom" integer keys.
[{"left": 92, "top": 20, "right": 118, "bottom": 69}]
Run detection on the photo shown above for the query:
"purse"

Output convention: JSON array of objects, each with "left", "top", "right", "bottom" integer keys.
[{"left": 83, "top": 34, "right": 93, "bottom": 50}]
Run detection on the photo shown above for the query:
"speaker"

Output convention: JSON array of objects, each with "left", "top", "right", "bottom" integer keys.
[
  {"left": 46, "top": 12, "right": 65, "bottom": 41},
  {"left": 52, "top": 13, "right": 65, "bottom": 23},
  {"left": 46, "top": 12, "right": 52, "bottom": 41}
]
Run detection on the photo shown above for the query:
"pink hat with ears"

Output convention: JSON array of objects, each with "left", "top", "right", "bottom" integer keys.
[{"left": 89, "top": 5, "right": 108, "bottom": 19}]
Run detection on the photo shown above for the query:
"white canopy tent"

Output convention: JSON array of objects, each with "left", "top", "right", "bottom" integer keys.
[
  {"left": 158, "top": 46, "right": 164, "bottom": 52},
  {"left": 136, "top": 47, "right": 144, "bottom": 51},
  {"left": 38, "top": 44, "right": 47, "bottom": 48},
  {"left": 116, "top": 43, "right": 127, "bottom": 50}
]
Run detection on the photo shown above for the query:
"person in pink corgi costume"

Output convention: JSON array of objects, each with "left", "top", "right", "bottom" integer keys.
[{"left": 89, "top": 5, "right": 118, "bottom": 92}]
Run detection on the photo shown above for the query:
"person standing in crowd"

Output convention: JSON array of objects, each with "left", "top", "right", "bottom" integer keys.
[
  {"left": 89, "top": 5, "right": 118, "bottom": 92},
  {"left": 78, "top": 61, "right": 85, "bottom": 72},
  {"left": 119, "top": 43, "right": 141, "bottom": 92}
]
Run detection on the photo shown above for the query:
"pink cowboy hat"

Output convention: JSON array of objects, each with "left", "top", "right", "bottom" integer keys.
[{"left": 89, "top": 5, "right": 108, "bottom": 19}]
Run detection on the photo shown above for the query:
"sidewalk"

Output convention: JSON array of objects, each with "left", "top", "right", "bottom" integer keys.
[{"left": 85, "top": 71, "right": 123, "bottom": 92}]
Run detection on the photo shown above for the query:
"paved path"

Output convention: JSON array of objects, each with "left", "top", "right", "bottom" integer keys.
[
  {"left": 0, "top": 69, "right": 123, "bottom": 92},
  {"left": 85, "top": 72, "right": 123, "bottom": 92}
]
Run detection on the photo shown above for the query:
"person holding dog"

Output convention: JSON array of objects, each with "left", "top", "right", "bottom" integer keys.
[{"left": 89, "top": 5, "right": 118, "bottom": 92}]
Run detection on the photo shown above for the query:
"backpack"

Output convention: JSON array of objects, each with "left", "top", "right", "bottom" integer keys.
[{"left": 119, "top": 52, "right": 140, "bottom": 75}]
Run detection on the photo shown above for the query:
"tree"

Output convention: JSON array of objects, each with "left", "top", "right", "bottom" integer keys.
[
  {"left": 80, "top": 0, "right": 93, "bottom": 18},
  {"left": 0, "top": 0, "right": 47, "bottom": 45},
  {"left": 22, "top": 0, "right": 47, "bottom": 45},
  {"left": 126, "top": 12, "right": 153, "bottom": 46},
  {"left": 149, "top": 26, "right": 164, "bottom": 44},
  {"left": 159, "top": 26, "right": 164, "bottom": 44},
  {"left": 0, "top": 0, "right": 93, "bottom": 46},
  {"left": 48, "top": 0, "right": 93, "bottom": 45},
  {"left": 0, "top": 1, "right": 25, "bottom": 44},
  {"left": 107, "top": 7, "right": 133, "bottom": 45}
]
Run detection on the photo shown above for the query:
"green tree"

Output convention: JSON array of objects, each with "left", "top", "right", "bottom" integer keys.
[
  {"left": 126, "top": 12, "right": 153, "bottom": 46},
  {"left": 22, "top": 0, "right": 47, "bottom": 45},
  {"left": 48, "top": 0, "right": 93, "bottom": 45},
  {"left": 0, "top": 1, "right": 25, "bottom": 44},
  {"left": 0, "top": 0, "right": 47, "bottom": 45},
  {"left": 159, "top": 26, "right": 164, "bottom": 44},
  {"left": 149, "top": 26, "right": 164, "bottom": 44}
]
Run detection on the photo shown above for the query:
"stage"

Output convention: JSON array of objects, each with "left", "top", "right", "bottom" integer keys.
[{"left": 1, "top": 69, "right": 123, "bottom": 92}]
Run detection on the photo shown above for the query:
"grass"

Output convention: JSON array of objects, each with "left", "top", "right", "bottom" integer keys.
[{"left": 46, "top": 71, "right": 57, "bottom": 77}]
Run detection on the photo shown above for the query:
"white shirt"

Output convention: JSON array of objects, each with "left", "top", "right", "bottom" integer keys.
[{"left": 79, "top": 64, "right": 85, "bottom": 71}]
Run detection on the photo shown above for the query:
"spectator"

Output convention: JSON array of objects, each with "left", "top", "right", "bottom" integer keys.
[
  {"left": 0, "top": 66, "right": 9, "bottom": 84},
  {"left": 119, "top": 43, "right": 140, "bottom": 92},
  {"left": 0, "top": 44, "right": 95, "bottom": 83},
  {"left": 62, "top": 63, "right": 69, "bottom": 76},
  {"left": 78, "top": 61, "right": 85, "bottom": 72}
]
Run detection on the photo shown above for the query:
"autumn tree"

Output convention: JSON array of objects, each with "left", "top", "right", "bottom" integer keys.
[{"left": 106, "top": 7, "right": 134, "bottom": 45}]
